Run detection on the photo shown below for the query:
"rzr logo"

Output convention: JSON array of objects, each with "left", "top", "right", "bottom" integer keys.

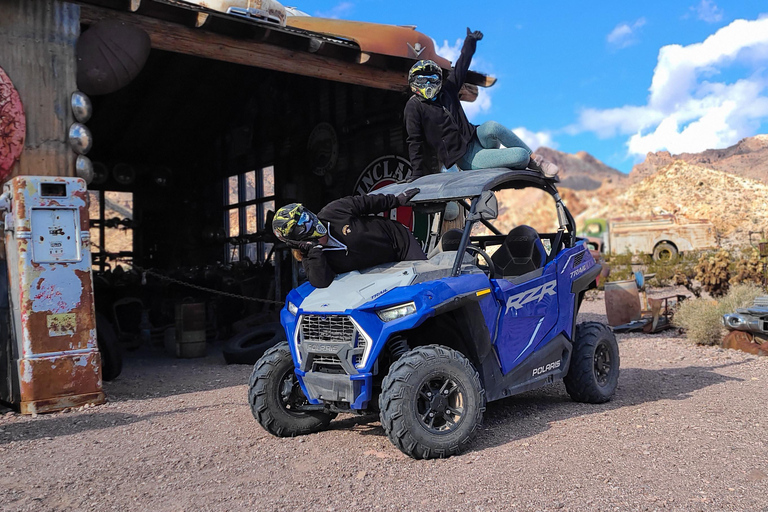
[{"left": 505, "top": 280, "right": 557, "bottom": 312}]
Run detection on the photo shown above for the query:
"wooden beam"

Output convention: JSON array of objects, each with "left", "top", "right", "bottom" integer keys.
[{"left": 79, "top": 4, "right": 410, "bottom": 93}]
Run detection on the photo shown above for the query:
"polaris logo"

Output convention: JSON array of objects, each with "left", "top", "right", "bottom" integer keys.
[
  {"left": 532, "top": 360, "right": 561, "bottom": 376},
  {"left": 505, "top": 280, "right": 557, "bottom": 312}
]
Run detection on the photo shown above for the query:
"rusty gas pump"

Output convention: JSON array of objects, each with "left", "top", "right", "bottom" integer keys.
[{"left": 0, "top": 176, "right": 104, "bottom": 414}]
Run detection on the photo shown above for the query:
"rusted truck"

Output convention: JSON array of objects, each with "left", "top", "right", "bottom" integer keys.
[{"left": 581, "top": 214, "right": 717, "bottom": 261}]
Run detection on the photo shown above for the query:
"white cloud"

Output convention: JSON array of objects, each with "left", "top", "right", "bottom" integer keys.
[
  {"left": 510, "top": 127, "right": 557, "bottom": 151},
  {"left": 606, "top": 18, "right": 646, "bottom": 49},
  {"left": 693, "top": 0, "right": 724, "bottom": 23},
  {"left": 577, "top": 15, "right": 768, "bottom": 157},
  {"left": 316, "top": 2, "right": 354, "bottom": 19}
]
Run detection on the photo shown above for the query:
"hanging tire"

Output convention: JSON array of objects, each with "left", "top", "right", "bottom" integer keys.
[
  {"left": 223, "top": 322, "right": 286, "bottom": 365},
  {"left": 652, "top": 242, "right": 678, "bottom": 262},
  {"left": 379, "top": 345, "right": 485, "bottom": 459},
  {"left": 96, "top": 312, "right": 123, "bottom": 381},
  {"left": 564, "top": 322, "right": 620, "bottom": 403},
  {"left": 248, "top": 342, "right": 335, "bottom": 437}
]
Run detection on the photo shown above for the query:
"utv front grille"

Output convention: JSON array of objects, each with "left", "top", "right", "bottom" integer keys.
[
  {"left": 299, "top": 315, "right": 367, "bottom": 353},
  {"left": 300, "top": 315, "right": 357, "bottom": 344},
  {"left": 298, "top": 314, "right": 370, "bottom": 374}
]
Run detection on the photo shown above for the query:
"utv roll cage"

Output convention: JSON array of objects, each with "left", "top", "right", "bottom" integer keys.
[{"left": 372, "top": 168, "right": 577, "bottom": 277}]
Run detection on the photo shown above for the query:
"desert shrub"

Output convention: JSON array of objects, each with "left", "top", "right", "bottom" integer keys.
[
  {"left": 645, "top": 251, "right": 700, "bottom": 287},
  {"left": 605, "top": 251, "right": 634, "bottom": 283},
  {"left": 695, "top": 249, "right": 731, "bottom": 297},
  {"left": 674, "top": 283, "right": 765, "bottom": 345},
  {"left": 731, "top": 247, "right": 764, "bottom": 286}
]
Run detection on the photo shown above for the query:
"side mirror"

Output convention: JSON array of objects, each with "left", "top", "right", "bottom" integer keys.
[{"left": 468, "top": 190, "right": 497, "bottom": 221}]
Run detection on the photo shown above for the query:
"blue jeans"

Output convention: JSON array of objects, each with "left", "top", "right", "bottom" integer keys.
[{"left": 456, "top": 121, "right": 532, "bottom": 170}]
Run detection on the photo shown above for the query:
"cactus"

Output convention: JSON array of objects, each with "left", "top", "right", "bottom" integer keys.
[
  {"left": 695, "top": 249, "right": 731, "bottom": 297},
  {"left": 731, "top": 248, "right": 764, "bottom": 286}
]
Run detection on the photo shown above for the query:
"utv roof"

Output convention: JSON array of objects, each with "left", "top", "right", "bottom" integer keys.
[{"left": 370, "top": 168, "right": 559, "bottom": 203}]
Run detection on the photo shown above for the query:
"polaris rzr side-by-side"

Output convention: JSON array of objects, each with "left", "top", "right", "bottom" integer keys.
[{"left": 248, "top": 168, "right": 619, "bottom": 459}]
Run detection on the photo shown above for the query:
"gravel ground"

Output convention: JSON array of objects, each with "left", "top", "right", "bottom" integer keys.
[{"left": 1, "top": 289, "right": 767, "bottom": 512}]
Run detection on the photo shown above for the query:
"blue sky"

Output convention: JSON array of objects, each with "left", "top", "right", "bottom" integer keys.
[{"left": 292, "top": 1, "right": 768, "bottom": 173}]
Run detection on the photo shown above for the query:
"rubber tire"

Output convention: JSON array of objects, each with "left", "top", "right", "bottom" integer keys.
[
  {"left": 379, "top": 345, "right": 485, "bottom": 459},
  {"left": 564, "top": 322, "right": 620, "bottom": 403},
  {"left": 223, "top": 322, "right": 286, "bottom": 365},
  {"left": 96, "top": 312, "right": 123, "bottom": 381},
  {"left": 652, "top": 242, "right": 678, "bottom": 262},
  {"left": 248, "top": 342, "right": 334, "bottom": 437}
]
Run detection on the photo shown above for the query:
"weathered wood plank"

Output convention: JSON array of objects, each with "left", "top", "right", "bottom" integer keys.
[
  {"left": 0, "top": 0, "right": 79, "bottom": 179},
  {"left": 78, "top": 4, "right": 412, "bottom": 93}
]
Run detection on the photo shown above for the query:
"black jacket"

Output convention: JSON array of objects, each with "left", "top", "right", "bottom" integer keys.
[
  {"left": 302, "top": 194, "right": 421, "bottom": 288},
  {"left": 404, "top": 35, "right": 478, "bottom": 178}
]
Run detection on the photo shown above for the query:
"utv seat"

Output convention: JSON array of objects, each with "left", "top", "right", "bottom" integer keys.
[
  {"left": 491, "top": 225, "right": 547, "bottom": 277},
  {"left": 427, "top": 228, "right": 464, "bottom": 258}
]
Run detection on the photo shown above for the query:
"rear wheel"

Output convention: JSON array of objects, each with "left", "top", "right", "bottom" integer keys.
[
  {"left": 248, "top": 342, "right": 334, "bottom": 437},
  {"left": 379, "top": 345, "right": 485, "bottom": 459},
  {"left": 652, "top": 242, "right": 678, "bottom": 262},
  {"left": 564, "top": 322, "right": 620, "bottom": 403}
]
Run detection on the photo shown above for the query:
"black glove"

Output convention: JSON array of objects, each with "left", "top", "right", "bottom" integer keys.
[
  {"left": 298, "top": 240, "right": 319, "bottom": 254},
  {"left": 397, "top": 188, "right": 420, "bottom": 206},
  {"left": 467, "top": 27, "right": 483, "bottom": 41}
]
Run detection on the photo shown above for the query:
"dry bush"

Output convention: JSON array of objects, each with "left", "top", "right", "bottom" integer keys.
[
  {"left": 674, "top": 283, "right": 765, "bottom": 345},
  {"left": 731, "top": 248, "right": 764, "bottom": 286}
]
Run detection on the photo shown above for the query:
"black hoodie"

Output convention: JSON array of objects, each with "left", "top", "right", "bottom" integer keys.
[
  {"left": 404, "top": 34, "right": 478, "bottom": 178},
  {"left": 302, "top": 193, "right": 424, "bottom": 288}
]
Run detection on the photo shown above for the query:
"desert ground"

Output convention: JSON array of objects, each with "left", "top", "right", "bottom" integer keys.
[{"left": 1, "top": 289, "right": 767, "bottom": 512}]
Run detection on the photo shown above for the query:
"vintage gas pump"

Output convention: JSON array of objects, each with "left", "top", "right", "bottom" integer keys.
[{"left": 0, "top": 176, "right": 104, "bottom": 414}]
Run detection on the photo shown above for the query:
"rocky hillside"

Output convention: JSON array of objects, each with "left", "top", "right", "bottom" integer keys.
[
  {"left": 629, "top": 135, "right": 768, "bottom": 183},
  {"left": 534, "top": 147, "right": 626, "bottom": 190}
]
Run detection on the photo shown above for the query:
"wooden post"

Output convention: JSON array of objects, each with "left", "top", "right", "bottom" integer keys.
[{"left": 0, "top": 0, "right": 80, "bottom": 179}]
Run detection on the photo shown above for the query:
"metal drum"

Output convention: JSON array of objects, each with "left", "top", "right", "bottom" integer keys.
[
  {"left": 604, "top": 279, "right": 641, "bottom": 327},
  {"left": 174, "top": 302, "right": 206, "bottom": 358}
]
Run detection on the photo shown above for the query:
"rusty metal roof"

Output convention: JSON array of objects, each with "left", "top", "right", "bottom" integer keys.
[{"left": 75, "top": 0, "right": 495, "bottom": 95}]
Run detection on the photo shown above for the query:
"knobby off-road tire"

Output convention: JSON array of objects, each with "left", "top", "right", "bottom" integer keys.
[
  {"left": 379, "top": 345, "right": 485, "bottom": 459},
  {"left": 248, "top": 342, "right": 334, "bottom": 437},
  {"left": 564, "top": 322, "right": 620, "bottom": 403}
]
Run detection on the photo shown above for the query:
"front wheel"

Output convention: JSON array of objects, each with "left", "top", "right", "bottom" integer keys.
[
  {"left": 564, "top": 322, "right": 620, "bottom": 403},
  {"left": 248, "top": 342, "right": 334, "bottom": 437},
  {"left": 379, "top": 345, "right": 485, "bottom": 459}
]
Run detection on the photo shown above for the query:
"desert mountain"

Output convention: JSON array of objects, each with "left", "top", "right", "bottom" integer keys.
[
  {"left": 629, "top": 134, "right": 768, "bottom": 184},
  {"left": 534, "top": 147, "right": 626, "bottom": 190}
]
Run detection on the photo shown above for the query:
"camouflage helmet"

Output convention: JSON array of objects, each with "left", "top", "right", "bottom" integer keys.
[
  {"left": 408, "top": 60, "right": 443, "bottom": 100},
  {"left": 272, "top": 203, "right": 327, "bottom": 242}
]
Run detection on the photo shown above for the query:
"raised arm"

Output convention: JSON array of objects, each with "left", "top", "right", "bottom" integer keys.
[{"left": 447, "top": 28, "right": 483, "bottom": 89}]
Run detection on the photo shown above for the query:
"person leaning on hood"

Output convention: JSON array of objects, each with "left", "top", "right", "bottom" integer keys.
[
  {"left": 404, "top": 28, "right": 559, "bottom": 179},
  {"left": 272, "top": 189, "right": 425, "bottom": 288}
]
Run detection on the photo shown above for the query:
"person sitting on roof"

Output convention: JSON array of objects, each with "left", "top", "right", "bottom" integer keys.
[
  {"left": 272, "top": 189, "right": 425, "bottom": 288},
  {"left": 404, "top": 28, "right": 559, "bottom": 180}
]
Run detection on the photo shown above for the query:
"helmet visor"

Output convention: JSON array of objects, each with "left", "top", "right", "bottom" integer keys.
[{"left": 412, "top": 74, "right": 441, "bottom": 87}]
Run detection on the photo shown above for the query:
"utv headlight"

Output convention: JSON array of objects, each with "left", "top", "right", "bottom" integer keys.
[
  {"left": 377, "top": 302, "right": 416, "bottom": 322},
  {"left": 287, "top": 301, "right": 298, "bottom": 315}
]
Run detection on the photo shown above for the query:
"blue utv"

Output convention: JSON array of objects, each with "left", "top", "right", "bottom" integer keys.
[{"left": 248, "top": 168, "right": 619, "bottom": 459}]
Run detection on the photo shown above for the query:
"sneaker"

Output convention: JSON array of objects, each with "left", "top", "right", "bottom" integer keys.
[{"left": 530, "top": 153, "right": 560, "bottom": 178}]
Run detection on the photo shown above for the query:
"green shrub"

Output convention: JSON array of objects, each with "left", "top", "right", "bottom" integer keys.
[{"left": 674, "top": 283, "right": 765, "bottom": 345}]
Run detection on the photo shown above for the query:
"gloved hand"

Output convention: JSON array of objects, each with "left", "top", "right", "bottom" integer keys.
[
  {"left": 297, "top": 240, "right": 319, "bottom": 254},
  {"left": 397, "top": 188, "right": 420, "bottom": 206},
  {"left": 467, "top": 27, "right": 483, "bottom": 41}
]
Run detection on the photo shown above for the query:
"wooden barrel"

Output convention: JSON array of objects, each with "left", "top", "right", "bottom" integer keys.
[
  {"left": 604, "top": 279, "right": 641, "bottom": 326},
  {"left": 174, "top": 302, "right": 206, "bottom": 358}
]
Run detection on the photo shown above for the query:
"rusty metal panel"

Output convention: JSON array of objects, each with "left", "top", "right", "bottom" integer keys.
[
  {"left": 0, "top": 0, "right": 80, "bottom": 179},
  {"left": 4, "top": 176, "right": 104, "bottom": 414}
]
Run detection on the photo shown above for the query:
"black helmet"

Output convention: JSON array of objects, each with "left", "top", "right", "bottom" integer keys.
[{"left": 408, "top": 60, "right": 443, "bottom": 100}]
